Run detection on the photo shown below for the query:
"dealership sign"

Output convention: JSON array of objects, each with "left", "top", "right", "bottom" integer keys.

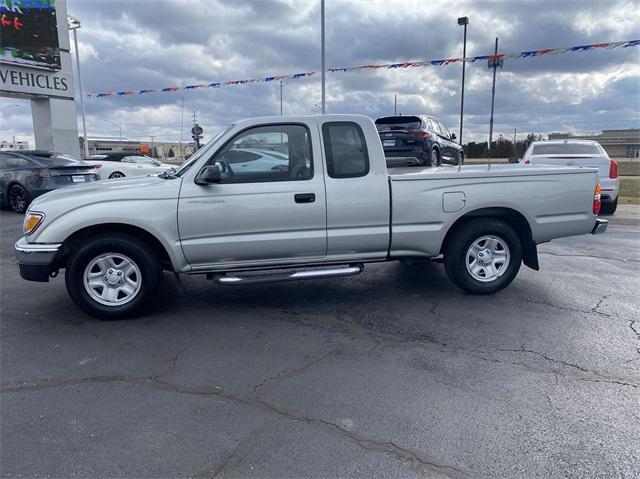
[{"left": 0, "top": 63, "right": 73, "bottom": 98}]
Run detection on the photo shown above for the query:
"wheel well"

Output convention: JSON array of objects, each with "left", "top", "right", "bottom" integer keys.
[
  {"left": 58, "top": 223, "right": 173, "bottom": 271},
  {"left": 440, "top": 207, "right": 538, "bottom": 270}
]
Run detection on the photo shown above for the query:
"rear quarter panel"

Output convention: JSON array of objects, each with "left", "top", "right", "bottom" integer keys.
[{"left": 389, "top": 165, "right": 598, "bottom": 257}]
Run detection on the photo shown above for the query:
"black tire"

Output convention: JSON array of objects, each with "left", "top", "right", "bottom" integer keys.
[
  {"left": 109, "top": 172, "right": 125, "bottom": 179},
  {"left": 65, "top": 234, "right": 162, "bottom": 320},
  {"left": 429, "top": 148, "right": 440, "bottom": 167},
  {"left": 8, "top": 184, "right": 30, "bottom": 214},
  {"left": 444, "top": 218, "right": 522, "bottom": 295},
  {"left": 600, "top": 198, "right": 618, "bottom": 215}
]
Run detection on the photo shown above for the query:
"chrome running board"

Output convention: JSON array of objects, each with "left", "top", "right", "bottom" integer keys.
[{"left": 212, "top": 264, "right": 364, "bottom": 285}]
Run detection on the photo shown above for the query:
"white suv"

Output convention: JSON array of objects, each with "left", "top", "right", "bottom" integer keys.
[{"left": 521, "top": 140, "right": 619, "bottom": 215}]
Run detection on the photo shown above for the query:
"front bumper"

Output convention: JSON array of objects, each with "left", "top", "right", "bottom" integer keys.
[
  {"left": 15, "top": 237, "right": 61, "bottom": 282},
  {"left": 591, "top": 219, "right": 608, "bottom": 235}
]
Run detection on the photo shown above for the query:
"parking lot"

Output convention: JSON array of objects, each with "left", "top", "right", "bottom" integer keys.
[{"left": 1, "top": 208, "right": 638, "bottom": 478}]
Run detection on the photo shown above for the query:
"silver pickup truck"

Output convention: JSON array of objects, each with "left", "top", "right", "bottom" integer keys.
[{"left": 15, "top": 115, "right": 607, "bottom": 319}]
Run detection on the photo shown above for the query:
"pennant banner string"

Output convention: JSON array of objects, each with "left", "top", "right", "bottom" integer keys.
[{"left": 87, "top": 39, "right": 639, "bottom": 98}]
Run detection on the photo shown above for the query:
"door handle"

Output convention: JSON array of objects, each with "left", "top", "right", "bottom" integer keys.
[{"left": 294, "top": 193, "right": 315, "bottom": 203}]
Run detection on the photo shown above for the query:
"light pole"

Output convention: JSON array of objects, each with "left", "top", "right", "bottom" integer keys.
[
  {"left": 104, "top": 119, "right": 123, "bottom": 141},
  {"left": 488, "top": 37, "right": 503, "bottom": 159},
  {"left": 68, "top": 15, "right": 89, "bottom": 159},
  {"left": 457, "top": 16, "right": 469, "bottom": 146},
  {"left": 320, "top": 0, "right": 326, "bottom": 114}
]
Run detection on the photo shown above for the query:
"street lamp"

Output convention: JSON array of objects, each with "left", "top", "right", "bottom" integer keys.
[
  {"left": 457, "top": 16, "right": 469, "bottom": 146},
  {"left": 68, "top": 15, "right": 89, "bottom": 159},
  {"left": 103, "top": 119, "right": 123, "bottom": 141},
  {"left": 320, "top": 0, "right": 326, "bottom": 114}
]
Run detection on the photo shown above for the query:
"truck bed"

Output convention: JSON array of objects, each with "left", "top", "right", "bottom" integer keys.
[{"left": 387, "top": 163, "right": 599, "bottom": 257}]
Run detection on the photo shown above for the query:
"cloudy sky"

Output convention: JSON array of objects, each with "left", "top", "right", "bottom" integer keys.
[{"left": 1, "top": 0, "right": 639, "bottom": 147}]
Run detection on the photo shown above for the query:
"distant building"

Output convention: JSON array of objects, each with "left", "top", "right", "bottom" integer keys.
[
  {"left": 80, "top": 137, "right": 196, "bottom": 161},
  {"left": 548, "top": 129, "right": 640, "bottom": 158},
  {"left": 0, "top": 140, "right": 29, "bottom": 151}
]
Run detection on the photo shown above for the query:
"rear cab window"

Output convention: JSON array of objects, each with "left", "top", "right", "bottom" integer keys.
[{"left": 322, "top": 122, "right": 370, "bottom": 178}]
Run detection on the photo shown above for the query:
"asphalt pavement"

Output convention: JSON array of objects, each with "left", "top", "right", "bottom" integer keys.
[{"left": 1, "top": 209, "right": 639, "bottom": 478}]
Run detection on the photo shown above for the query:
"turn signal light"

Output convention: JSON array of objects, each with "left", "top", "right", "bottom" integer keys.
[
  {"left": 23, "top": 212, "right": 45, "bottom": 235},
  {"left": 609, "top": 160, "right": 618, "bottom": 179},
  {"left": 593, "top": 184, "right": 602, "bottom": 215}
]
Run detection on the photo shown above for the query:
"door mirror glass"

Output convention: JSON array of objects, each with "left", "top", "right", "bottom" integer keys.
[
  {"left": 195, "top": 164, "right": 222, "bottom": 184},
  {"left": 450, "top": 132, "right": 457, "bottom": 140}
]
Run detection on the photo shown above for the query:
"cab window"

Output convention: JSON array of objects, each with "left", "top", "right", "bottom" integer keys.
[
  {"left": 210, "top": 124, "right": 313, "bottom": 183},
  {"left": 322, "top": 122, "right": 369, "bottom": 178}
]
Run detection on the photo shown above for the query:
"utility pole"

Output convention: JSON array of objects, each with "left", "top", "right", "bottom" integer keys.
[
  {"left": 457, "top": 16, "right": 469, "bottom": 146},
  {"left": 180, "top": 96, "right": 184, "bottom": 160},
  {"left": 150, "top": 135, "right": 156, "bottom": 158},
  {"left": 394, "top": 94, "right": 397, "bottom": 115},
  {"left": 488, "top": 37, "right": 503, "bottom": 159},
  {"left": 320, "top": 0, "right": 326, "bottom": 114},
  {"left": 513, "top": 127, "right": 517, "bottom": 161},
  {"left": 280, "top": 80, "right": 284, "bottom": 116}
]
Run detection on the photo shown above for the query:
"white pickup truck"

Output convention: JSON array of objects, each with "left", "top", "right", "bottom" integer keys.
[{"left": 15, "top": 115, "right": 607, "bottom": 319}]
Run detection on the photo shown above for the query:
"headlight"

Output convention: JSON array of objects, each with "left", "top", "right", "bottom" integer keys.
[{"left": 23, "top": 212, "right": 45, "bottom": 235}]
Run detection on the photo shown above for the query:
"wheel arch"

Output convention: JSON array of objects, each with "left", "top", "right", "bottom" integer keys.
[
  {"left": 440, "top": 206, "right": 539, "bottom": 270},
  {"left": 57, "top": 223, "right": 173, "bottom": 272}
]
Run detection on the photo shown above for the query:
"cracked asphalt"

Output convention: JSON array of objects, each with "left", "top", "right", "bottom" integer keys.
[{"left": 1, "top": 208, "right": 639, "bottom": 478}]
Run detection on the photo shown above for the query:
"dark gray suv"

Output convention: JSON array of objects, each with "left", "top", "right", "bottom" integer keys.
[{"left": 375, "top": 115, "right": 464, "bottom": 167}]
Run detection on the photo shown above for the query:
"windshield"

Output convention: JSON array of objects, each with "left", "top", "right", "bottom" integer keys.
[
  {"left": 174, "top": 126, "right": 233, "bottom": 177},
  {"left": 532, "top": 143, "right": 603, "bottom": 155}
]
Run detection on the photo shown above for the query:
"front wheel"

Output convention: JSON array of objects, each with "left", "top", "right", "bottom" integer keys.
[
  {"left": 65, "top": 235, "right": 162, "bottom": 319},
  {"left": 444, "top": 219, "right": 522, "bottom": 294},
  {"left": 109, "top": 171, "right": 125, "bottom": 179}
]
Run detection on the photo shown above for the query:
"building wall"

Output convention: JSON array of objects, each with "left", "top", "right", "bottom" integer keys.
[{"left": 82, "top": 139, "right": 196, "bottom": 160}]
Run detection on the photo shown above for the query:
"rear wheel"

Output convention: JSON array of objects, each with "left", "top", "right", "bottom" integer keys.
[
  {"left": 430, "top": 148, "right": 440, "bottom": 167},
  {"left": 444, "top": 219, "right": 522, "bottom": 294},
  {"left": 109, "top": 171, "right": 125, "bottom": 179},
  {"left": 8, "top": 184, "right": 30, "bottom": 213},
  {"left": 65, "top": 234, "right": 162, "bottom": 319},
  {"left": 600, "top": 198, "right": 618, "bottom": 215}
]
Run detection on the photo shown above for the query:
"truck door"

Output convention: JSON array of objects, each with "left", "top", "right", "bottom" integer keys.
[
  {"left": 320, "top": 120, "right": 390, "bottom": 260},
  {"left": 177, "top": 123, "right": 327, "bottom": 268}
]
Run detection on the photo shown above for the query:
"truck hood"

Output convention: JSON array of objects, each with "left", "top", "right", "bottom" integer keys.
[{"left": 30, "top": 175, "right": 181, "bottom": 209}]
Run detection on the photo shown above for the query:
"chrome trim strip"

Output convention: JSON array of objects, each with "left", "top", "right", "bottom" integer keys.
[{"left": 215, "top": 264, "right": 364, "bottom": 285}]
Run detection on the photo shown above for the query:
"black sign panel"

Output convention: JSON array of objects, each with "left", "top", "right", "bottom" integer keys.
[{"left": 0, "top": 0, "right": 61, "bottom": 70}]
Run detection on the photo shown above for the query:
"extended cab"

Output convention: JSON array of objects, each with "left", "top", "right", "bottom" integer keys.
[{"left": 15, "top": 115, "right": 607, "bottom": 319}]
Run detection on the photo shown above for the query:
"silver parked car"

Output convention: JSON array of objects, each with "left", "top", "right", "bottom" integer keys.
[{"left": 521, "top": 140, "right": 619, "bottom": 214}]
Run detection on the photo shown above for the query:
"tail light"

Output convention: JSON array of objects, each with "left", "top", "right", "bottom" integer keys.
[
  {"left": 408, "top": 130, "right": 430, "bottom": 138},
  {"left": 92, "top": 163, "right": 103, "bottom": 169},
  {"left": 609, "top": 160, "right": 618, "bottom": 179},
  {"left": 593, "top": 184, "right": 602, "bottom": 215},
  {"left": 33, "top": 168, "right": 51, "bottom": 178},
  {"left": 523, "top": 159, "right": 530, "bottom": 165}
]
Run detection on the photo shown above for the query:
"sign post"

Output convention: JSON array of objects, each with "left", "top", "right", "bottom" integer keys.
[{"left": 0, "top": 0, "right": 80, "bottom": 156}]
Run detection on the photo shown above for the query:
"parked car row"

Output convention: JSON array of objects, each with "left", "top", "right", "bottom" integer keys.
[{"left": 0, "top": 150, "right": 174, "bottom": 213}]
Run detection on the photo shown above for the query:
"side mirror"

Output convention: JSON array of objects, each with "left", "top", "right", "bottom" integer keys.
[
  {"left": 450, "top": 133, "right": 457, "bottom": 140},
  {"left": 195, "top": 164, "right": 222, "bottom": 185}
]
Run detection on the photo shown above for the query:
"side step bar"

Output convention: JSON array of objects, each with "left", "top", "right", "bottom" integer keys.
[{"left": 210, "top": 264, "right": 364, "bottom": 285}]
